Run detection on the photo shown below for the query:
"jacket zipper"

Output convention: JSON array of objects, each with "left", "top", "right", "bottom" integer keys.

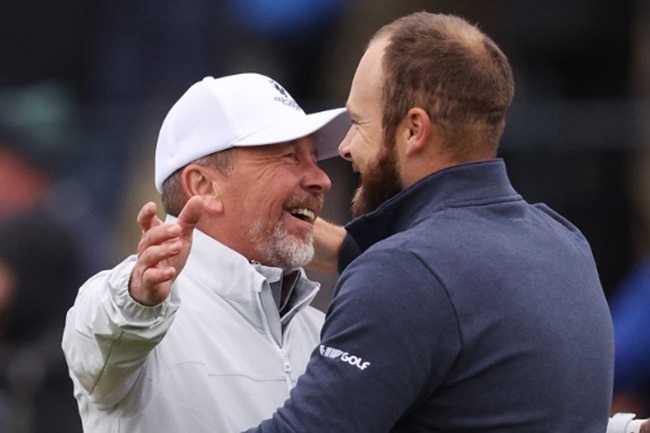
[
  {"left": 280, "top": 348, "right": 292, "bottom": 390},
  {"left": 255, "top": 291, "right": 293, "bottom": 392}
]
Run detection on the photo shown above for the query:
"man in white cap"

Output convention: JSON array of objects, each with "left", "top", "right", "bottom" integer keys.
[{"left": 61, "top": 73, "right": 348, "bottom": 433}]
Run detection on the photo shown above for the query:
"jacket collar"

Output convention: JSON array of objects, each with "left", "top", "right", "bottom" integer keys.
[
  {"left": 164, "top": 215, "right": 320, "bottom": 342},
  {"left": 345, "top": 159, "right": 521, "bottom": 254}
]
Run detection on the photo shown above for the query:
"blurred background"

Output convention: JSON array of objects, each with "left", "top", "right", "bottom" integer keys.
[{"left": 1, "top": 0, "right": 649, "bottom": 431}]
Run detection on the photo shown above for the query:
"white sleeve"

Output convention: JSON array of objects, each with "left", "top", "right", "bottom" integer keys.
[
  {"left": 61, "top": 255, "right": 180, "bottom": 407},
  {"left": 607, "top": 413, "right": 646, "bottom": 433}
]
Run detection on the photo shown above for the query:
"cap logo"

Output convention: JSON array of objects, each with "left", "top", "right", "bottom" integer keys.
[{"left": 269, "top": 79, "right": 301, "bottom": 111}]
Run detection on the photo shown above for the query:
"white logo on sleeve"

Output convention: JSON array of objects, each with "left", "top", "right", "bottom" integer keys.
[{"left": 319, "top": 345, "right": 371, "bottom": 370}]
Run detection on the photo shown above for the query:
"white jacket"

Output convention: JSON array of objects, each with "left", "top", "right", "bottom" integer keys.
[{"left": 62, "top": 224, "right": 324, "bottom": 433}]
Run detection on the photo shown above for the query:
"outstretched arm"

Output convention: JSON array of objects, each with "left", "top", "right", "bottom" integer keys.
[
  {"left": 62, "top": 196, "right": 204, "bottom": 406},
  {"left": 305, "top": 217, "right": 346, "bottom": 275}
]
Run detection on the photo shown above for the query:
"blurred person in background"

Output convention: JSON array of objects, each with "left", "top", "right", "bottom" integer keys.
[
  {"left": 0, "top": 212, "right": 83, "bottom": 433},
  {"left": 0, "top": 130, "right": 52, "bottom": 219},
  {"left": 609, "top": 259, "right": 650, "bottom": 418},
  {"left": 609, "top": 153, "right": 650, "bottom": 418},
  {"left": 61, "top": 73, "right": 348, "bottom": 433},
  {"left": 0, "top": 131, "right": 83, "bottom": 433}
]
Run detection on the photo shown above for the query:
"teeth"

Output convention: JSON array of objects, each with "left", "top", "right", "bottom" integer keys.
[{"left": 290, "top": 208, "right": 315, "bottom": 221}]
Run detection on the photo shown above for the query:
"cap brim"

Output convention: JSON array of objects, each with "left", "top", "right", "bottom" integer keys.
[{"left": 232, "top": 107, "right": 349, "bottom": 160}]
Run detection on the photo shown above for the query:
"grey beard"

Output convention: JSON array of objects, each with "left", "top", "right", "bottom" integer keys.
[{"left": 250, "top": 222, "right": 315, "bottom": 271}]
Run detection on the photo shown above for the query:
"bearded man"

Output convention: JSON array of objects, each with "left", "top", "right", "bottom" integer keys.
[{"left": 246, "top": 12, "right": 614, "bottom": 433}]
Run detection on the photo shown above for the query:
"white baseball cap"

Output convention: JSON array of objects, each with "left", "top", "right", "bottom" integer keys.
[{"left": 154, "top": 73, "right": 349, "bottom": 192}]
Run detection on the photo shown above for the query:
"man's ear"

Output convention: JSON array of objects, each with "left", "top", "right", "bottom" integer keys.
[
  {"left": 181, "top": 164, "right": 224, "bottom": 214},
  {"left": 399, "top": 107, "right": 432, "bottom": 157}
]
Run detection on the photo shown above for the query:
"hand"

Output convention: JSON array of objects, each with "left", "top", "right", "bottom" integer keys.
[
  {"left": 305, "top": 217, "right": 346, "bottom": 275},
  {"left": 641, "top": 419, "right": 649, "bottom": 433},
  {"left": 129, "top": 196, "right": 204, "bottom": 305}
]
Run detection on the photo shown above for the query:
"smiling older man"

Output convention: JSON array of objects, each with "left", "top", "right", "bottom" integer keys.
[{"left": 61, "top": 73, "right": 348, "bottom": 433}]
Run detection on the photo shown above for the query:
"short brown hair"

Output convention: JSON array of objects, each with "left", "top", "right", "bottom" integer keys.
[
  {"left": 374, "top": 12, "right": 514, "bottom": 160},
  {"left": 161, "top": 149, "right": 235, "bottom": 216}
]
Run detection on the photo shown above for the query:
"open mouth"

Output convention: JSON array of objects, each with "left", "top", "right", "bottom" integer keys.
[{"left": 288, "top": 208, "right": 316, "bottom": 223}]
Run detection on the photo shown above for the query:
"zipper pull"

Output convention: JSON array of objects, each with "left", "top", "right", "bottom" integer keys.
[
  {"left": 280, "top": 349, "right": 293, "bottom": 390},
  {"left": 282, "top": 350, "right": 292, "bottom": 374}
]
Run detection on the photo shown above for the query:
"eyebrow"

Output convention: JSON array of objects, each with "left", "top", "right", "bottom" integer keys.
[
  {"left": 285, "top": 140, "right": 319, "bottom": 159},
  {"left": 346, "top": 105, "right": 359, "bottom": 121}
]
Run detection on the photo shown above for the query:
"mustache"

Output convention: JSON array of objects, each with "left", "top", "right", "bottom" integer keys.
[{"left": 285, "top": 193, "right": 324, "bottom": 214}]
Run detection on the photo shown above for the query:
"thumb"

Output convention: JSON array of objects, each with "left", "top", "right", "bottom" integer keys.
[{"left": 177, "top": 195, "right": 205, "bottom": 236}]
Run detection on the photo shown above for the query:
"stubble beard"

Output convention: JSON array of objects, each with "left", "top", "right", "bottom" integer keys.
[{"left": 351, "top": 136, "right": 403, "bottom": 218}]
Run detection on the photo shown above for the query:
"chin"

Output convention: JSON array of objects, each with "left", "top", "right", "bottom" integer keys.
[{"left": 266, "top": 233, "right": 315, "bottom": 270}]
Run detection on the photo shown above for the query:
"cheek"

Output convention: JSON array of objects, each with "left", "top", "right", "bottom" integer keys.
[
  {"left": 353, "top": 140, "right": 380, "bottom": 169},
  {"left": 359, "top": 127, "right": 382, "bottom": 154},
  {"left": 239, "top": 167, "right": 303, "bottom": 216},
  {"left": 249, "top": 188, "right": 289, "bottom": 220}
]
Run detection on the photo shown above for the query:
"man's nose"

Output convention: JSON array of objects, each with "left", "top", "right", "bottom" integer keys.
[
  {"left": 338, "top": 127, "right": 354, "bottom": 161},
  {"left": 304, "top": 159, "right": 332, "bottom": 194}
]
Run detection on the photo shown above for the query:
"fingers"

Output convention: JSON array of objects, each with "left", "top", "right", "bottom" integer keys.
[
  {"left": 137, "top": 222, "right": 181, "bottom": 254},
  {"left": 137, "top": 196, "right": 203, "bottom": 244},
  {"left": 306, "top": 218, "right": 346, "bottom": 275},
  {"left": 131, "top": 236, "right": 182, "bottom": 306},
  {"left": 137, "top": 202, "right": 161, "bottom": 233},
  {"left": 130, "top": 266, "right": 175, "bottom": 306},
  {"left": 129, "top": 197, "right": 203, "bottom": 306},
  {"left": 641, "top": 420, "right": 650, "bottom": 433},
  {"left": 138, "top": 237, "right": 182, "bottom": 267},
  {"left": 140, "top": 266, "right": 176, "bottom": 290},
  {"left": 136, "top": 196, "right": 203, "bottom": 265},
  {"left": 134, "top": 237, "right": 182, "bottom": 281}
]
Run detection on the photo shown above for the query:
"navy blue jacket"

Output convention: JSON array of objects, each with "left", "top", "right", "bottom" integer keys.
[{"left": 249, "top": 159, "right": 614, "bottom": 433}]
